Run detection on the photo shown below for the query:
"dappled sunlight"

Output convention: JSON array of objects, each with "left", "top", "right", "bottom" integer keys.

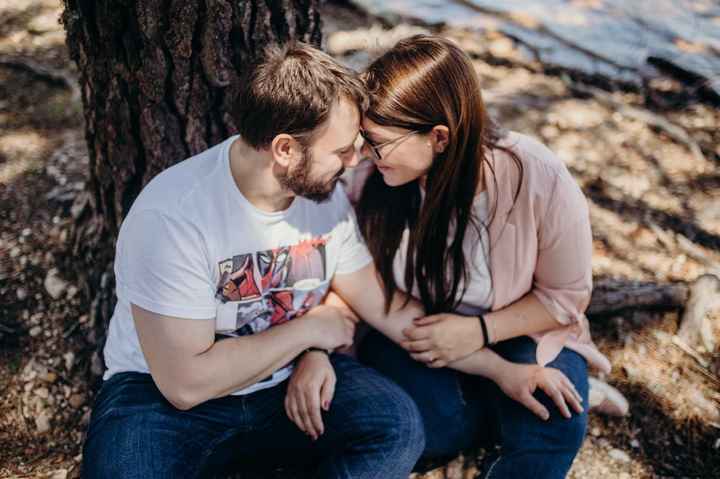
[{"left": 0, "top": 130, "right": 50, "bottom": 184}]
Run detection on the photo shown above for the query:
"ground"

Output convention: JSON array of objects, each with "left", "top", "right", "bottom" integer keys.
[{"left": 0, "top": 1, "right": 719, "bottom": 478}]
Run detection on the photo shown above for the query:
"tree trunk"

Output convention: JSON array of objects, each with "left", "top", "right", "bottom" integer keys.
[{"left": 60, "top": 0, "right": 322, "bottom": 378}]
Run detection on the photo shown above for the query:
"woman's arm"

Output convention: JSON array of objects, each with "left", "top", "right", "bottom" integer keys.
[{"left": 404, "top": 167, "right": 594, "bottom": 365}]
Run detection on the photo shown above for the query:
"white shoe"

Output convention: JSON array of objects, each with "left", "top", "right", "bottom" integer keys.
[{"left": 588, "top": 377, "right": 629, "bottom": 416}]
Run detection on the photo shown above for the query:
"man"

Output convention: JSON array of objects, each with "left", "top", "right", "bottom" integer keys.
[{"left": 82, "top": 43, "right": 425, "bottom": 479}]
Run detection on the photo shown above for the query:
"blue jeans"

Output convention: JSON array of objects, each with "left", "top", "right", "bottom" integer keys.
[
  {"left": 82, "top": 354, "right": 424, "bottom": 479},
  {"left": 358, "top": 332, "right": 589, "bottom": 479}
]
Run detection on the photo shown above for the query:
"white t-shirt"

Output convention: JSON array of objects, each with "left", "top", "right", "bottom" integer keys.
[
  {"left": 103, "top": 135, "right": 372, "bottom": 395},
  {"left": 392, "top": 191, "right": 494, "bottom": 316}
]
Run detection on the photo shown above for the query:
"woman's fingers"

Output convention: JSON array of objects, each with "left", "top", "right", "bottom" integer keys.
[
  {"left": 305, "top": 386, "right": 324, "bottom": 437},
  {"left": 297, "top": 390, "right": 319, "bottom": 440},
  {"left": 401, "top": 339, "right": 433, "bottom": 353},
  {"left": 562, "top": 383, "right": 584, "bottom": 414},
  {"left": 285, "top": 394, "right": 306, "bottom": 434},
  {"left": 541, "top": 380, "right": 571, "bottom": 419},
  {"left": 413, "top": 315, "right": 445, "bottom": 326},
  {"left": 319, "top": 375, "right": 336, "bottom": 412},
  {"left": 402, "top": 326, "right": 431, "bottom": 340},
  {"left": 561, "top": 376, "right": 583, "bottom": 407},
  {"left": 410, "top": 350, "right": 437, "bottom": 364},
  {"left": 519, "top": 391, "right": 550, "bottom": 421}
]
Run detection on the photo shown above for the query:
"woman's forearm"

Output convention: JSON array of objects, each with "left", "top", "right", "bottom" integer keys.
[
  {"left": 447, "top": 346, "right": 509, "bottom": 382},
  {"left": 484, "top": 291, "right": 560, "bottom": 344}
]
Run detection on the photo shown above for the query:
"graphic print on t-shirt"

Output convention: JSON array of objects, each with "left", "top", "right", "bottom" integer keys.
[{"left": 215, "top": 237, "right": 330, "bottom": 339}]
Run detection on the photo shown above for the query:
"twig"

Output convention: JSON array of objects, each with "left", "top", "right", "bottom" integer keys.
[{"left": 671, "top": 335, "right": 710, "bottom": 368}]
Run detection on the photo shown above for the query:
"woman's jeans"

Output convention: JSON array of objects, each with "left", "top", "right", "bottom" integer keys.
[
  {"left": 82, "top": 353, "right": 425, "bottom": 479},
  {"left": 358, "top": 332, "right": 589, "bottom": 479}
]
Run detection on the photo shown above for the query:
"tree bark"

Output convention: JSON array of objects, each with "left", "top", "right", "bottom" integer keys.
[{"left": 61, "top": 0, "right": 322, "bottom": 377}]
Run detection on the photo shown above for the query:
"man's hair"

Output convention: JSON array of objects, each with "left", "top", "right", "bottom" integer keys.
[{"left": 233, "top": 42, "right": 367, "bottom": 149}]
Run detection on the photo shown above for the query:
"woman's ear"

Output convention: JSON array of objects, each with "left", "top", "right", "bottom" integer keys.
[
  {"left": 430, "top": 125, "right": 450, "bottom": 154},
  {"left": 270, "top": 134, "right": 299, "bottom": 168}
]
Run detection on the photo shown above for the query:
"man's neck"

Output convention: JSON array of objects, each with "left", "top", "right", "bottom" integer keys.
[{"left": 229, "top": 137, "right": 295, "bottom": 213}]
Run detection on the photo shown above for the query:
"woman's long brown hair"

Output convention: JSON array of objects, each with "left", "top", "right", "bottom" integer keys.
[{"left": 357, "top": 35, "right": 523, "bottom": 314}]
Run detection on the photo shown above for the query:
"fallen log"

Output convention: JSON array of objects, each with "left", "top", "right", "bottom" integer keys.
[{"left": 589, "top": 274, "right": 720, "bottom": 352}]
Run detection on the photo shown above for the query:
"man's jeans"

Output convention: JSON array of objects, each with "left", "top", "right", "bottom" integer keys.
[
  {"left": 82, "top": 354, "right": 424, "bottom": 479},
  {"left": 358, "top": 333, "right": 589, "bottom": 479}
]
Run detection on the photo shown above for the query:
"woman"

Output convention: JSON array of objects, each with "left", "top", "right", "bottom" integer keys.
[{"left": 288, "top": 35, "right": 613, "bottom": 478}]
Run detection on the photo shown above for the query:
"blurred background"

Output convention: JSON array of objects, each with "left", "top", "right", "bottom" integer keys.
[{"left": 0, "top": 1, "right": 719, "bottom": 477}]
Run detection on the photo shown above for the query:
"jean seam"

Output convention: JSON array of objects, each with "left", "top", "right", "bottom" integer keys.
[
  {"left": 193, "top": 428, "right": 242, "bottom": 478},
  {"left": 454, "top": 373, "right": 467, "bottom": 408}
]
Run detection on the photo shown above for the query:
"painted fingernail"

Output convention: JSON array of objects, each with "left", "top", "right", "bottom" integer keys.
[{"left": 322, "top": 401, "right": 329, "bottom": 410}]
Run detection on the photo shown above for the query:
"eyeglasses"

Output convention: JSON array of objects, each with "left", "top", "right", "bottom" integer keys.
[{"left": 359, "top": 129, "right": 422, "bottom": 162}]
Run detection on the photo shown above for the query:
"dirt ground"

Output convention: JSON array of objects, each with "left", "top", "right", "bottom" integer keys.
[{"left": 1, "top": 1, "right": 719, "bottom": 478}]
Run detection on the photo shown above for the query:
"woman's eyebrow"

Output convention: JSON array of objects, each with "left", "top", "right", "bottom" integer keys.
[{"left": 362, "top": 130, "right": 385, "bottom": 143}]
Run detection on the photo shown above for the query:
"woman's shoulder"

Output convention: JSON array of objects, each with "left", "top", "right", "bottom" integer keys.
[{"left": 494, "top": 130, "right": 578, "bottom": 195}]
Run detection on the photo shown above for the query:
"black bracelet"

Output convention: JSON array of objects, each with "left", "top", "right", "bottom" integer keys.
[{"left": 478, "top": 315, "right": 490, "bottom": 347}]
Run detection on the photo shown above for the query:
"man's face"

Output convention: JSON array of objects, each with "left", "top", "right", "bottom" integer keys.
[{"left": 277, "top": 97, "right": 361, "bottom": 203}]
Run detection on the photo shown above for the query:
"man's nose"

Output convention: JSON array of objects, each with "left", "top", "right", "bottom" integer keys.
[{"left": 344, "top": 148, "right": 362, "bottom": 168}]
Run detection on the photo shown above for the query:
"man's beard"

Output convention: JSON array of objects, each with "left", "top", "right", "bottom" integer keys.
[{"left": 277, "top": 147, "right": 345, "bottom": 203}]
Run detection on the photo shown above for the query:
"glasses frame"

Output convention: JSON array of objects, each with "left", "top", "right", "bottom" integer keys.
[{"left": 360, "top": 129, "right": 423, "bottom": 161}]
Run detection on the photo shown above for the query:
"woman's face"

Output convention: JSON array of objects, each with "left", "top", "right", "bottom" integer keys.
[{"left": 360, "top": 118, "right": 435, "bottom": 187}]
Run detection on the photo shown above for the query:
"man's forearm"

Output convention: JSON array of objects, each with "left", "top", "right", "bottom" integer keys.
[
  {"left": 363, "top": 290, "right": 425, "bottom": 345},
  {"left": 331, "top": 264, "right": 424, "bottom": 345}
]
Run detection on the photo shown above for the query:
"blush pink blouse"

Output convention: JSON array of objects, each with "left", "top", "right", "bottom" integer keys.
[{"left": 345, "top": 131, "right": 611, "bottom": 373}]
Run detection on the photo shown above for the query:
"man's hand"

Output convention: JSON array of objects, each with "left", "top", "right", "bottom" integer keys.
[
  {"left": 284, "top": 351, "right": 335, "bottom": 440},
  {"left": 300, "top": 304, "right": 356, "bottom": 351},
  {"left": 496, "top": 363, "right": 583, "bottom": 421},
  {"left": 401, "top": 313, "right": 484, "bottom": 368}
]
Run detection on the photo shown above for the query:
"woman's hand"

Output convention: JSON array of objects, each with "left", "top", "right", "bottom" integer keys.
[
  {"left": 401, "top": 313, "right": 484, "bottom": 368},
  {"left": 284, "top": 351, "right": 336, "bottom": 440},
  {"left": 497, "top": 363, "right": 583, "bottom": 420}
]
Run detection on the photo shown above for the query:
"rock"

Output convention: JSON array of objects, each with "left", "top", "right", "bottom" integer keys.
[
  {"left": 630, "top": 439, "right": 640, "bottom": 448},
  {"left": 27, "top": 11, "right": 61, "bottom": 34},
  {"left": 80, "top": 409, "right": 91, "bottom": 427},
  {"left": 591, "top": 427, "right": 601, "bottom": 437},
  {"left": 35, "top": 387, "right": 50, "bottom": 399},
  {"left": 46, "top": 469, "right": 68, "bottom": 479},
  {"left": 91, "top": 352, "right": 104, "bottom": 377},
  {"left": 36, "top": 411, "right": 51, "bottom": 434},
  {"left": 68, "top": 394, "right": 85, "bottom": 409},
  {"left": 29, "top": 326, "right": 43, "bottom": 337},
  {"left": 608, "top": 448, "right": 631, "bottom": 463},
  {"left": 44, "top": 268, "right": 68, "bottom": 299},
  {"left": 63, "top": 351, "right": 75, "bottom": 371},
  {"left": 40, "top": 371, "right": 57, "bottom": 383},
  {"left": 16, "top": 287, "right": 27, "bottom": 301},
  {"left": 66, "top": 285, "right": 78, "bottom": 300}
]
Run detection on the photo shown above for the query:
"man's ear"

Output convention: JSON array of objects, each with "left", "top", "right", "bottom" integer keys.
[
  {"left": 430, "top": 125, "right": 450, "bottom": 154},
  {"left": 270, "top": 134, "right": 300, "bottom": 168}
]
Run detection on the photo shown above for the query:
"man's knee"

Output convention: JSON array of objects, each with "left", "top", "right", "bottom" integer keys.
[{"left": 332, "top": 355, "right": 426, "bottom": 458}]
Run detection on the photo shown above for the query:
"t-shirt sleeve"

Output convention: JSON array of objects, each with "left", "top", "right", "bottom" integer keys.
[
  {"left": 333, "top": 187, "right": 373, "bottom": 275},
  {"left": 114, "top": 209, "right": 217, "bottom": 319}
]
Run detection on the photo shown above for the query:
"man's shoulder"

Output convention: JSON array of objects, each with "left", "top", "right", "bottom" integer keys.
[{"left": 130, "top": 138, "right": 230, "bottom": 216}]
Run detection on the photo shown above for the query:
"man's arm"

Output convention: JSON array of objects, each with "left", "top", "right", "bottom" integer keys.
[
  {"left": 330, "top": 263, "right": 422, "bottom": 344},
  {"left": 133, "top": 303, "right": 354, "bottom": 410},
  {"left": 330, "top": 263, "right": 508, "bottom": 379}
]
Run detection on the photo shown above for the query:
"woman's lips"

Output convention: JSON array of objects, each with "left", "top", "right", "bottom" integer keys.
[{"left": 376, "top": 164, "right": 392, "bottom": 171}]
